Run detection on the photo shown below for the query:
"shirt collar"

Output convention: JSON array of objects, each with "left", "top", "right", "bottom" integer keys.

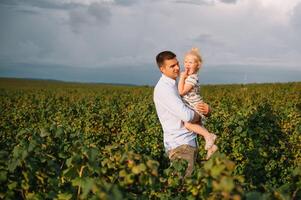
[{"left": 161, "top": 74, "right": 176, "bottom": 85}]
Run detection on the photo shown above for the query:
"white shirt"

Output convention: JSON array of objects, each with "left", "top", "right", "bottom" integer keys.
[{"left": 153, "top": 74, "right": 197, "bottom": 151}]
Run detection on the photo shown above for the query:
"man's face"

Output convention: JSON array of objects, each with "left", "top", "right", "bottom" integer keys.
[{"left": 160, "top": 58, "right": 180, "bottom": 80}]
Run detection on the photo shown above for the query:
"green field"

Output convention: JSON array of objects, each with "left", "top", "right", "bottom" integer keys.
[{"left": 0, "top": 78, "right": 300, "bottom": 199}]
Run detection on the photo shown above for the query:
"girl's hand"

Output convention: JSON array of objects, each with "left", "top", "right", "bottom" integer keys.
[{"left": 180, "top": 68, "right": 188, "bottom": 79}]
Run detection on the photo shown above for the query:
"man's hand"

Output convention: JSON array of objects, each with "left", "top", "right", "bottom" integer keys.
[{"left": 195, "top": 102, "right": 211, "bottom": 116}]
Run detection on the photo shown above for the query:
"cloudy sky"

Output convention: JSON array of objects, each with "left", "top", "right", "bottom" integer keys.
[{"left": 0, "top": 0, "right": 301, "bottom": 85}]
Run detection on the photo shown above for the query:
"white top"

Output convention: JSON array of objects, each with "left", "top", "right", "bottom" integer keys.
[
  {"left": 182, "top": 74, "right": 203, "bottom": 106},
  {"left": 153, "top": 74, "right": 197, "bottom": 151},
  {"left": 181, "top": 74, "right": 206, "bottom": 125}
]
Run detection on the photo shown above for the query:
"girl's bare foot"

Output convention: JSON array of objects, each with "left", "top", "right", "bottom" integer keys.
[
  {"left": 206, "top": 144, "right": 218, "bottom": 160},
  {"left": 205, "top": 133, "right": 217, "bottom": 150}
]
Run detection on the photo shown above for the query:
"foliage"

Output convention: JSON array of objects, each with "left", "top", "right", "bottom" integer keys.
[{"left": 0, "top": 78, "right": 300, "bottom": 199}]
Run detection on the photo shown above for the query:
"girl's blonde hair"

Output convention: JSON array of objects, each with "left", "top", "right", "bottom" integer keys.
[{"left": 185, "top": 47, "right": 203, "bottom": 65}]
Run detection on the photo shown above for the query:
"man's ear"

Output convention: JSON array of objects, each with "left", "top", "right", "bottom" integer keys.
[{"left": 159, "top": 66, "right": 164, "bottom": 73}]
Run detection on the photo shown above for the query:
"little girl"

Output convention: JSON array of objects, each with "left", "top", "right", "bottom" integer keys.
[{"left": 178, "top": 48, "right": 218, "bottom": 160}]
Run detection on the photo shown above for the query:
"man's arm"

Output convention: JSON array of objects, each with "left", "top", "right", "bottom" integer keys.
[
  {"left": 195, "top": 102, "right": 211, "bottom": 117},
  {"left": 154, "top": 86, "right": 195, "bottom": 122}
]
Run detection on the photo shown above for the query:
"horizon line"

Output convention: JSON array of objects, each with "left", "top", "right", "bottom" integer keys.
[{"left": 1, "top": 76, "right": 300, "bottom": 87}]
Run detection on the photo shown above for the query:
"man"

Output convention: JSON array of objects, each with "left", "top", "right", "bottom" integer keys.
[{"left": 153, "top": 51, "right": 211, "bottom": 177}]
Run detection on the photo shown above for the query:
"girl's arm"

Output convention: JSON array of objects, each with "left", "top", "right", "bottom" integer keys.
[{"left": 178, "top": 70, "right": 193, "bottom": 96}]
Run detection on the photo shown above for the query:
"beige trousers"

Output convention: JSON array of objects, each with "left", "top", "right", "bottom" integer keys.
[{"left": 168, "top": 144, "right": 198, "bottom": 177}]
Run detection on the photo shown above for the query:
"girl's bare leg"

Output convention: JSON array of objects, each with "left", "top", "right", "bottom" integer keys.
[
  {"left": 184, "top": 122, "right": 217, "bottom": 150},
  {"left": 206, "top": 145, "right": 218, "bottom": 160}
]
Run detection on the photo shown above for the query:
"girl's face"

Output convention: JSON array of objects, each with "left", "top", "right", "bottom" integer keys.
[{"left": 184, "top": 54, "right": 201, "bottom": 75}]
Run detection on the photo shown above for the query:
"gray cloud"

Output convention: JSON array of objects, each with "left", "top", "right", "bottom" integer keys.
[
  {"left": 113, "top": 0, "right": 139, "bottom": 6},
  {"left": 69, "top": 3, "right": 112, "bottom": 33},
  {"left": 0, "top": 6, "right": 55, "bottom": 62},
  {"left": 219, "top": 0, "right": 237, "bottom": 4},
  {"left": 0, "top": 0, "right": 81, "bottom": 10},
  {"left": 0, "top": 0, "right": 123, "bottom": 34},
  {"left": 0, "top": 0, "right": 141, "bottom": 10},
  {"left": 193, "top": 33, "right": 225, "bottom": 47},
  {"left": 0, "top": 0, "right": 22, "bottom": 7},
  {"left": 88, "top": 3, "right": 112, "bottom": 22},
  {"left": 172, "top": 0, "right": 238, "bottom": 6},
  {"left": 291, "top": 2, "right": 301, "bottom": 32},
  {"left": 14, "top": 9, "right": 40, "bottom": 15},
  {"left": 172, "top": 0, "right": 213, "bottom": 6},
  {"left": 288, "top": 2, "right": 301, "bottom": 55},
  {"left": 0, "top": 0, "right": 300, "bottom": 85}
]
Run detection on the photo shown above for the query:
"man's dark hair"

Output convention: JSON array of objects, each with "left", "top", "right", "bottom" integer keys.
[{"left": 156, "top": 51, "right": 176, "bottom": 68}]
